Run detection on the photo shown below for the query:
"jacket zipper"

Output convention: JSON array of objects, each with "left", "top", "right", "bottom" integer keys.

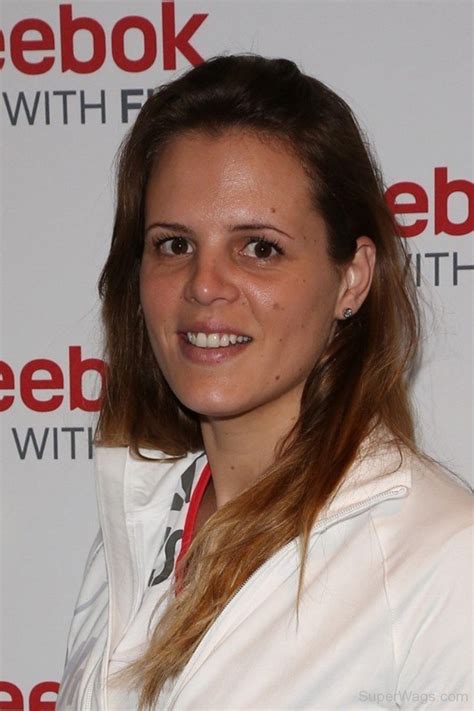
[{"left": 166, "top": 483, "right": 409, "bottom": 709}]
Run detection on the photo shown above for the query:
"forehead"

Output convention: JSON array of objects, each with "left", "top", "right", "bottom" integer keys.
[{"left": 145, "top": 129, "right": 318, "bottom": 227}]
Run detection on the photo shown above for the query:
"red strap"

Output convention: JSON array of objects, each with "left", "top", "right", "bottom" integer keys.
[{"left": 175, "top": 462, "right": 211, "bottom": 590}]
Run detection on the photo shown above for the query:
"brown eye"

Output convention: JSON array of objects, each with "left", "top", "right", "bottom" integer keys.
[
  {"left": 169, "top": 237, "right": 189, "bottom": 254},
  {"left": 242, "top": 238, "right": 284, "bottom": 260},
  {"left": 153, "top": 236, "right": 193, "bottom": 256}
]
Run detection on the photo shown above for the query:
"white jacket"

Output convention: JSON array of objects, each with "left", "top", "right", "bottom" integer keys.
[{"left": 56, "top": 439, "right": 473, "bottom": 710}]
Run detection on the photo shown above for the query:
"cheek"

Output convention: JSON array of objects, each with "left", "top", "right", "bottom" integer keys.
[
  {"left": 140, "top": 267, "right": 178, "bottom": 326},
  {"left": 270, "top": 278, "right": 338, "bottom": 347},
  {"left": 139, "top": 261, "right": 154, "bottom": 308}
]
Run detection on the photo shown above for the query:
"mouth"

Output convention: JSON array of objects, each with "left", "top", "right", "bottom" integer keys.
[{"left": 183, "top": 331, "right": 253, "bottom": 349}]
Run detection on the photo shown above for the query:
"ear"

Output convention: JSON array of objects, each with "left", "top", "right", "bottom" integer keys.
[{"left": 334, "top": 236, "right": 376, "bottom": 319}]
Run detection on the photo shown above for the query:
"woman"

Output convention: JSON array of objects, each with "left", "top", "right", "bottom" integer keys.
[{"left": 57, "top": 54, "right": 472, "bottom": 710}]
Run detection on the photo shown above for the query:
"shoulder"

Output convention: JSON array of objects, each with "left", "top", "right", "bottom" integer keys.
[
  {"left": 367, "top": 446, "right": 472, "bottom": 568},
  {"left": 367, "top": 447, "right": 472, "bottom": 626},
  {"left": 360, "top": 445, "right": 472, "bottom": 647},
  {"left": 376, "top": 453, "right": 473, "bottom": 703},
  {"left": 391, "top": 450, "right": 472, "bottom": 542}
]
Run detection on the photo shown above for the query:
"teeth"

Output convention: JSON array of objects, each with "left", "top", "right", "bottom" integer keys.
[{"left": 186, "top": 332, "right": 252, "bottom": 348}]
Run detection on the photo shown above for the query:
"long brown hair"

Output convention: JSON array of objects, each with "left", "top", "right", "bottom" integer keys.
[{"left": 97, "top": 54, "right": 420, "bottom": 708}]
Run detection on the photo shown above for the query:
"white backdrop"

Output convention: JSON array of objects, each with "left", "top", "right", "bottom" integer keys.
[{"left": 1, "top": 0, "right": 472, "bottom": 707}]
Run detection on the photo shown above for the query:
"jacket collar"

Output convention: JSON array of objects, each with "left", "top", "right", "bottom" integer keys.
[
  {"left": 322, "top": 434, "right": 412, "bottom": 516},
  {"left": 94, "top": 430, "right": 412, "bottom": 657},
  {"left": 95, "top": 429, "right": 412, "bottom": 529}
]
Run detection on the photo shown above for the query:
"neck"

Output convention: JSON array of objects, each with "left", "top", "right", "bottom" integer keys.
[{"left": 200, "top": 388, "right": 302, "bottom": 508}]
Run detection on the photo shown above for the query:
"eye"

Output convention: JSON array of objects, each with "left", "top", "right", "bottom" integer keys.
[
  {"left": 242, "top": 238, "right": 284, "bottom": 260},
  {"left": 152, "top": 235, "right": 193, "bottom": 256}
]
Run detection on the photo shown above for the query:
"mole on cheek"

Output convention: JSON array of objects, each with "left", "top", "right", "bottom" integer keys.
[
  {"left": 270, "top": 207, "right": 276, "bottom": 213},
  {"left": 273, "top": 302, "right": 283, "bottom": 311},
  {"left": 275, "top": 375, "right": 281, "bottom": 381}
]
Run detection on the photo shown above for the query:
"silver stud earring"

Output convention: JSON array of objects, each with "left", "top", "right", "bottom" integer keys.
[{"left": 343, "top": 307, "right": 353, "bottom": 319}]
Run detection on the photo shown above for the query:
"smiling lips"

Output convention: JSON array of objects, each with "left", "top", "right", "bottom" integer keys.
[
  {"left": 186, "top": 332, "right": 253, "bottom": 348},
  {"left": 178, "top": 330, "right": 253, "bottom": 364}
]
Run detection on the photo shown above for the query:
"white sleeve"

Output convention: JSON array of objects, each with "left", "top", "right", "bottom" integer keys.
[
  {"left": 62, "top": 527, "right": 104, "bottom": 668},
  {"left": 56, "top": 528, "right": 108, "bottom": 710}
]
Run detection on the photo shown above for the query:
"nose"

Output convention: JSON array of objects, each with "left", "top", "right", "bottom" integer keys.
[{"left": 184, "top": 252, "right": 240, "bottom": 306}]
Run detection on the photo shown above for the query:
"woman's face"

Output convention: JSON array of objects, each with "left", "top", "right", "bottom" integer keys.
[{"left": 140, "top": 129, "right": 348, "bottom": 420}]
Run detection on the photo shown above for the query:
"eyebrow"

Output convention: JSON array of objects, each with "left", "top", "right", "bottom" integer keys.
[{"left": 144, "top": 221, "right": 294, "bottom": 239}]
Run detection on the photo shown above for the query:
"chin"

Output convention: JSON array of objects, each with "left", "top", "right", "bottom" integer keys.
[
  {"left": 175, "top": 389, "right": 249, "bottom": 420},
  {"left": 183, "top": 401, "right": 245, "bottom": 420}
]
